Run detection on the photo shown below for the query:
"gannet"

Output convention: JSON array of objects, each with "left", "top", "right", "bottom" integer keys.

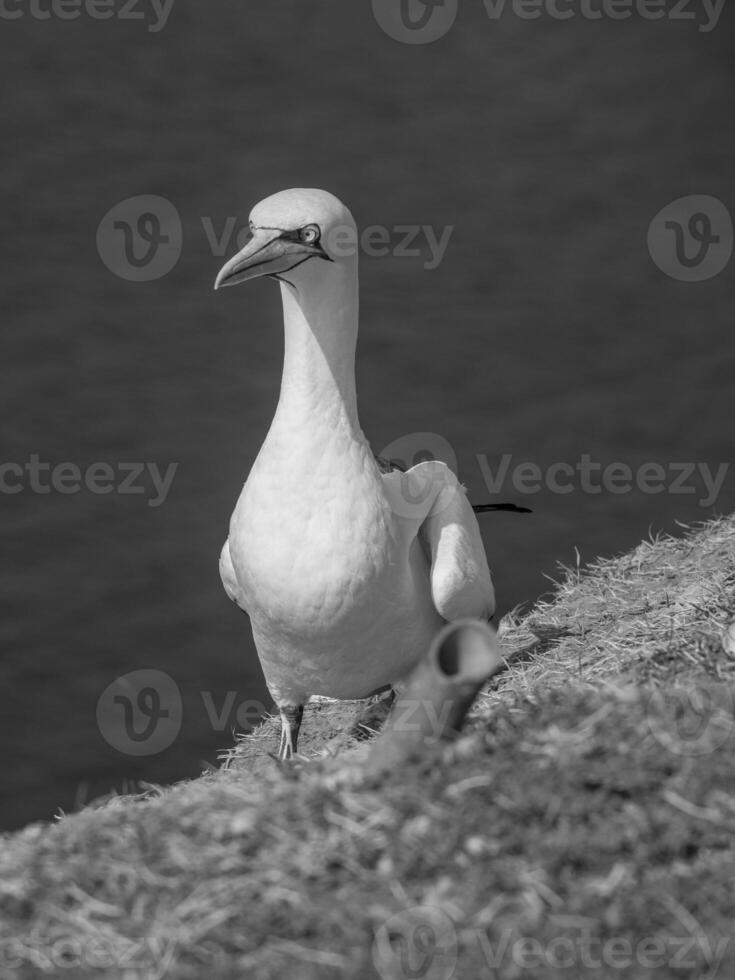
[{"left": 214, "top": 188, "right": 495, "bottom": 759}]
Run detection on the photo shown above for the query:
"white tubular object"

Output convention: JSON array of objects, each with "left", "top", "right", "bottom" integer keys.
[{"left": 365, "top": 619, "right": 503, "bottom": 775}]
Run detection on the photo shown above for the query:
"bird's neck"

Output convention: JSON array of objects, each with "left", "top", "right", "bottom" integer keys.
[{"left": 274, "top": 265, "right": 360, "bottom": 434}]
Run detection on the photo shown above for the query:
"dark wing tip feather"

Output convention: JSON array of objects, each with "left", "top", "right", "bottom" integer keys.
[
  {"left": 374, "top": 455, "right": 407, "bottom": 474},
  {"left": 375, "top": 454, "right": 531, "bottom": 513}
]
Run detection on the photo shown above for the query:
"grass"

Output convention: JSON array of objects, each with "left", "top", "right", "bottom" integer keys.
[{"left": 2, "top": 516, "right": 734, "bottom": 979}]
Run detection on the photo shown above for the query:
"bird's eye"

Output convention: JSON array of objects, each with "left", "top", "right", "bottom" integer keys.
[{"left": 299, "top": 224, "right": 320, "bottom": 245}]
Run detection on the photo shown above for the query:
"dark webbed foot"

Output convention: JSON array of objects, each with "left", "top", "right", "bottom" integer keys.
[
  {"left": 351, "top": 688, "right": 396, "bottom": 741},
  {"left": 278, "top": 704, "right": 304, "bottom": 760}
]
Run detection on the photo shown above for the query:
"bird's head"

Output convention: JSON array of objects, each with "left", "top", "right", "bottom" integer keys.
[{"left": 214, "top": 188, "right": 357, "bottom": 292}]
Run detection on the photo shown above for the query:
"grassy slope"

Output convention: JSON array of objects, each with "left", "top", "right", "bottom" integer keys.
[{"left": 2, "top": 517, "right": 734, "bottom": 980}]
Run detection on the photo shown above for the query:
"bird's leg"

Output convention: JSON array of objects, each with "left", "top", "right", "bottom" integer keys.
[
  {"left": 351, "top": 688, "right": 397, "bottom": 741},
  {"left": 278, "top": 704, "right": 304, "bottom": 760}
]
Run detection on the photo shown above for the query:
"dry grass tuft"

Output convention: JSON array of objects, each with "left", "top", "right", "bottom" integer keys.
[{"left": 489, "top": 514, "right": 735, "bottom": 694}]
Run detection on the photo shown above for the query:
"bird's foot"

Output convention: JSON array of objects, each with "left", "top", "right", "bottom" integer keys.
[
  {"left": 351, "top": 688, "right": 396, "bottom": 741},
  {"left": 277, "top": 703, "right": 304, "bottom": 761}
]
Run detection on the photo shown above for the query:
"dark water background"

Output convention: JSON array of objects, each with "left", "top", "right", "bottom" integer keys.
[{"left": 1, "top": 2, "right": 733, "bottom": 830}]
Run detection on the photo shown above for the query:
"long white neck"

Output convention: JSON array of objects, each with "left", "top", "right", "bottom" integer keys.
[{"left": 274, "top": 262, "right": 361, "bottom": 436}]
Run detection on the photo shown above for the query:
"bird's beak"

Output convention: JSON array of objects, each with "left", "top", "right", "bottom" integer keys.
[{"left": 214, "top": 228, "right": 327, "bottom": 290}]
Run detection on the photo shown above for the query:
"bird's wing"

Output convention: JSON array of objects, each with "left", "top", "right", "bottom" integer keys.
[
  {"left": 374, "top": 454, "right": 405, "bottom": 475},
  {"left": 381, "top": 460, "right": 495, "bottom": 622},
  {"left": 219, "top": 538, "right": 248, "bottom": 613}
]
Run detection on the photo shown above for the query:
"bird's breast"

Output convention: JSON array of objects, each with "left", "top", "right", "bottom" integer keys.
[{"left": 228, "top": 437, "right": 403, "bottom": 636}]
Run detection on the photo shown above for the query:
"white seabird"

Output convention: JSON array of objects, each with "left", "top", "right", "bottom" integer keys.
[{"left": 215, "top": 188, "right": 495, "bottom": 759}]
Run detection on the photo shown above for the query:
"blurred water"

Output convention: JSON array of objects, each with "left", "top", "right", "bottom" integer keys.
[{"left": 0, "top": 3, "right": 733, "bottom": 829}]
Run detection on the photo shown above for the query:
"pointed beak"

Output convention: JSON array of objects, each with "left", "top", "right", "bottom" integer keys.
[{"left": 214, "top": 228, "right": 326, "bottom": 290}]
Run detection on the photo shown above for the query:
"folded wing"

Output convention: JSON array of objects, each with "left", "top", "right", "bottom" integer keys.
[
  {"left": 381, "top": 460, "right": 495, "bottom": 622},
  {"left": 219, "top": 538, "right": 248, "bottom": 613}
]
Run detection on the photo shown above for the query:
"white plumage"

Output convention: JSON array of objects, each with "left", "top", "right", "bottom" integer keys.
[{"left": 215, "top": 188, "right": 494, "bottom": 757}]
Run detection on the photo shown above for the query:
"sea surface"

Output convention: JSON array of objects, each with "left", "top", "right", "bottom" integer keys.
[{"left": 1, "top": 2, "right": 733, "bottom": 829}]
